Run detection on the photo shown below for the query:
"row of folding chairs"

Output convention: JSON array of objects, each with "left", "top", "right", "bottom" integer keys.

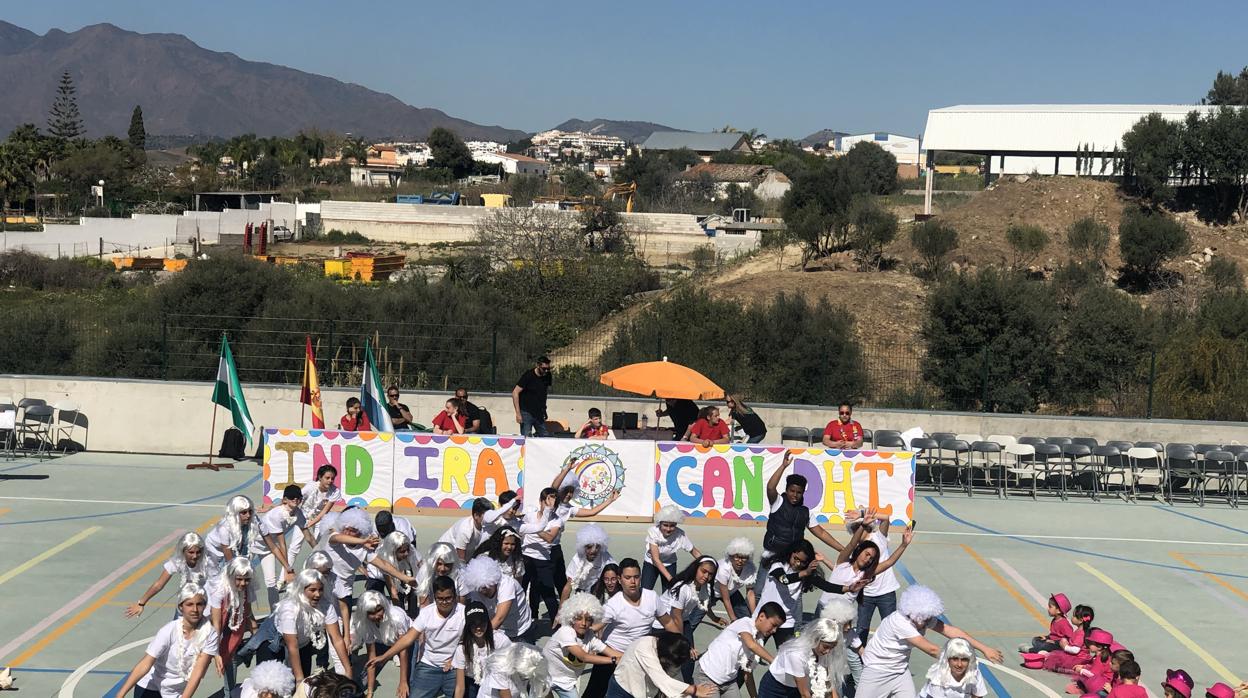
[{"left": 0, "top": 398, "right": 85, "bottom": 458}]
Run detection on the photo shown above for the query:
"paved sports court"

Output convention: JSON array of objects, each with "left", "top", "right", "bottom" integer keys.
[{"left": 1, "top": 452, "right": 1244, "bottom": 697}]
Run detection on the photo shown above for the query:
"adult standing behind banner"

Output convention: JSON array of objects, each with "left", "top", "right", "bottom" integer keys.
[
  {"left": 726, "top": 395, "right": 767, "bottom": 444},
  {"left": 657, "top": 398, "right": 700, "bottom": 442},
  {"left": 763, "top": 451, "right": 847, "bottom": 559},
  {"left": 822, "top": 403, "right": 864, "bottom": 449},
  {"left": 513, "top": 356, "right": 553, "bottom": 438}
]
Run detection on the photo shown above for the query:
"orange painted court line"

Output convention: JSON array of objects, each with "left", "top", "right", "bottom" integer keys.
[
  {"left": 7, "top": 516, "right": 218, "bottom": 667},
  {"left": 1170, "top": 551, "right": 1248, "bottom": 604},
  {"left": 1185, "top": 551, "right": 1248, "bottom": 558},
  {"left": 0, "top": 508, "right": 9, "bottom": 516},
  {"left": 960, "top": 544, "right": 1049, "bottom": 627}
]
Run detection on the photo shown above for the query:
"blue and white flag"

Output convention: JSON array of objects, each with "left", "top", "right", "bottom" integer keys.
[{"left": 360, "top": 340, "right": 393, "bottom": 433}]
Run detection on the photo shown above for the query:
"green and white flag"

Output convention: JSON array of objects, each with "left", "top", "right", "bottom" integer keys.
[{"left": 212, "top": 334, "right": 256, "bottom": 446}]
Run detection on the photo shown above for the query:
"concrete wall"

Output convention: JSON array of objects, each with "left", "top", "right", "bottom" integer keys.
[
  {"left": 2, "top": 215, "right": 181, "bottom": 258},
  {"left": 3, "top": 374, "right": 1245, "bottom": 456}
]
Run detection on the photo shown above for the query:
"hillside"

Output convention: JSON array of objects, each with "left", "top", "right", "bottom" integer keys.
[
  {"left": 550, "top": 118, "right": 684, "bottom": 143},
  {"left": 0, "top": 21, "right": 526, "bottom": 141}
]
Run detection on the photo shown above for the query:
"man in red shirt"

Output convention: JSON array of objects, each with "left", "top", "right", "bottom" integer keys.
[
  {"left": 822, "top": 402, "right": 864, "bottom": 449},
  {"left": 686, "top": 406, "right": 730, "bottom": 447}
]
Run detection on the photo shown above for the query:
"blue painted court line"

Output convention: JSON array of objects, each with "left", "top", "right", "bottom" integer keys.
[
  {"left": 0, "top": 461, "right": 38, "bottom": 472},
  {"left": 895, "top": 560, "right": 1013, "bottom": 698},
  {"left": 104, "top": 673, "right": 129, "bottom": 698},
  {"left": 924, "top": 496, "right": 1248, "bottom": 580},
  {"left": 1154, "top": 505, "right": 1248, "bottom": 536},
  {"left": 0, "top": 472, "right": 261, "bottom": 526},
  {"left": 13, "top": 666, "right": 128, "bottom": 675}
]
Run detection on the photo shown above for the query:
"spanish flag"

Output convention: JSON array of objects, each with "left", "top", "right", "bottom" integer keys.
[{"left": 300, "top": 336, "right": 325, "bottom": 428}]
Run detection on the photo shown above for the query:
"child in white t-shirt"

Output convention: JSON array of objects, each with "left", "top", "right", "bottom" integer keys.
[
  {"left": 918, "top": 638, "right": 988, "bottom": 698},
  {"left": 478, "top": 643, "right": 552, "bottom": 698},
  {"left": 543, "top": 593, "right": 620, "bottom": 698},
  {"left": 453, "top": 602, "right": 512, "bottom": 698},
  {"left": 758, "top": 618, "right": 846, "bottom": 698},
  {"left": 643, "top": 505, "right": 703, "bottom": 591}
]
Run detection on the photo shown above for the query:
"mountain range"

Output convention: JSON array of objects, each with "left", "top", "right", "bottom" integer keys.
[
  {"left": 549, "top": 118, "right": 685, "bottom": 143},
  {"left": 0, "top": 21, "right": 527, "bottom": 142}
]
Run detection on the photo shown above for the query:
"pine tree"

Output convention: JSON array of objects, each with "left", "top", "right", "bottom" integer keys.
[
  {"left": 47, "top": 71, "right": 84, "bottom": 140},
  {"left": 128, "top": 105, "right": 146, "bottom": 150}
]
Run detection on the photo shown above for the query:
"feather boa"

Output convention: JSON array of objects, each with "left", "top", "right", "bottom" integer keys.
[
  {"left": 171, "top": 620, "right": 214, "bottom": 681},
  {"left": 806, "top": 655, "right": 831, "bottom": 698}
]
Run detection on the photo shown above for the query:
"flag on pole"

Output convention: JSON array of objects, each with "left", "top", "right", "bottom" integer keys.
[
  {"left": 212, "top": 334, "right": 256, "bottom": 446},
  {"left": 360, "top": 339, "right": 392, "bottom": 433},
  {"left": 300, "top": 336, "right": 325, "bottom": 429}
]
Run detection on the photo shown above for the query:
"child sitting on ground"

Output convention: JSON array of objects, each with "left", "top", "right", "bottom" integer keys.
[
  {"left": 1041, "top": 604, "right": 1095, "bottom": 674},
  {"left": 1106, "top": 659, "right": 1145, "bottom": 698},
  {"left": 1067, "top": 628, "right": 1114, "bottom": 696},
  {"left": 1019, "top": 593, "right": 1076, "bottom": 657}
]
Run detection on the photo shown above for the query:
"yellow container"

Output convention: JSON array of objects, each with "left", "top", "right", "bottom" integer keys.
[
  {"left": 482, "top": 193, "right": 512, "bottom": 208},
  {"left": 163, "top": 258, "right": 188, "bottom": 272},
  {"left": 324, "top": 259, "right": 352, "bottom": 276}
]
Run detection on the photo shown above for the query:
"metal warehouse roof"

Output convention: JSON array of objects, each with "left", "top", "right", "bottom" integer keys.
[
  {"left": 922, "top": 104, "right": 1222, "bottom": 153},
  {"left": 640, "top": 131, "right": 750, "bottom": 152}
]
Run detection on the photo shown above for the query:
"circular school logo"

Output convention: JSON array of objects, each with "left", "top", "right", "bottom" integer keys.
[{"left": 563, "top": 443, "right": 626, "bottom": 507}]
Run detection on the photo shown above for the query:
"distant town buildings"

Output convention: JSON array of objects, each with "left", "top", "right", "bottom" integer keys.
[
  {"left": 674, "top": 163, "right": 792, "bottom": 200},
  {"left": 530, "top": 129, "right": 627, "bottom": 161},
  {"left": 473, "top": 151, "right": 550, "bottom": 176}
]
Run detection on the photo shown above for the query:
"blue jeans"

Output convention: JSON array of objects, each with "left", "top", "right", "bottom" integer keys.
[
  {"left": 605, "top": 677, "right": 634, "bottom": 698},
  {"left": 410, "top": 662, "right": 456, "bottom": 698},
  {"left": 641, "top": 561, "right": 677, "bottom": 591},
  {"left": 680, "top": 606, "right": 707, "bottom": 682},
  {"left": 520, "top": 411, "right": 548, "bottom": 438},
  {"left": 552, "top": 686, "right": 579, "bottom": 698},
  {"left": 845, "top": 646, "right": 863, "bottom": 697},
  {"left": 855, "top": 591, "right": 897, "bottom": 645},
  {"left": 747, "top": 433, "right": 767, "bottom": 444},
  {"left": 524, "top": 555, "right": 561, "bottom": 622}
]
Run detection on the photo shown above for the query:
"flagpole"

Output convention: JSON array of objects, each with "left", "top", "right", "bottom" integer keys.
[{"left": 188, "top": 402, "right": 221, "bottom": 471}]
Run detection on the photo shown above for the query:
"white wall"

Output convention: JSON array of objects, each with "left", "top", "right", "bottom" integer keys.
[{"left": 2, "top": 374, "right": 1244, "bottom": 455}]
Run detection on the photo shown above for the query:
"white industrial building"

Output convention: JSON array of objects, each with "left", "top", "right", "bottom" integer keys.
[
  {"left": 922, "top": 104, "right": 1219, "bottom": 177},
  {"left": 838, "top": 132, "right": 922, "bottom": 165}
]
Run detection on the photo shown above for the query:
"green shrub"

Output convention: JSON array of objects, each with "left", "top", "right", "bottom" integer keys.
[
  {"left": 910, "top": 220, "right": 959, "bottom": 278},
  {"left": 848, "top": 197, "right": 898, "bottom": 270},
  {"left": 324, "top": 229, "right": 371, "bottom": 244},
  {"left": 1066, "top": 217, "right": 1111, "bottom": 265},
  {"left": 1118, "top": 207, "right": 1188, "bottom": 287},
  {"left": 1205, "top": 257, "right": 1243, "bottom": 291},
  {"left": 1004, "top": 224, "right": 1049, "bottom": 270}
]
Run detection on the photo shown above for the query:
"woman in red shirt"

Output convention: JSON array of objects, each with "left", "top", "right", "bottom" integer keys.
[
  {"left": 685, "top": 406, "right": 730, "bottom": 447},
  {"left": 339, "top": 397, "right": 373, "bottom": 432},
  {"left": 432, "top": 398, "right": 468, "bottom": 435}
]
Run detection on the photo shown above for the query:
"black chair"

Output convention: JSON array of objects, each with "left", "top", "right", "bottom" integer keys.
[
  {"left": 809, "top": 425, "right": 826, "bottom": 446},
  {"left": 1072, "top": 437, "right": 1100, "bottom": 450},
  {"left": 1135, "top": 441, "right": 1164, "bottom": 453},
  {"left": 874, "top": 433, "right": 906, "bottom": 449},
  {"left": 1203, "top": 450, "right": 1236, "bottom": 507},
  {"left": 910, "top": 437, "right": 943, "bottom": 492},
  {"left": 1047, "top": 436, "right": 1073, "bottom": 447},
  {"left": 1089, "top": 445, "right": 1125, "bottom": 501},
  {"left": 1165, "top": 443, "right": 1199, "bottom": 504},
  {"left": 1018, "top": 436, "right": 1047, "bottom": 446},
  {"left": 940, "top": 438, "right": 973, "bottom": 494},
  {"left": 1059, "top": 443, "right": 1093, "bottom": 500},
  {"left": 969, "top": 441, "right": 1003, "bottom": 497},
  {"left": 873, "top": 429, "right": 901, "bottom": 445},
  {"left": 781, "top": 427, "right": 810, "bottom": 446},
  {"left": 861, "top": 428, "right": 873, "bottom": 448}
]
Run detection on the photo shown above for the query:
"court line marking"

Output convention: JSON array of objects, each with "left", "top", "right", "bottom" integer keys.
[
  {"left": 1169, "top": 551, "right": 1248, "bottom": 604},
  {"left": 57, "top": 636, "right": 152, "bottom": 698},
  {"left": 1153, "top": 505, "right": 1248, "bottom": 536},
  {"left": 7, "top": 516, "right": 216, "bottom": 667},
  {"left": 991, "top": 558, "right": 1049, "bottom": 610},
  {"left": 0, "top": 507, "right": 9, "bottom": 516},
  {"left": 0, "top": 495, "right": 228, "bottom": 508},
  {"left": 12, "top": 667, "right": 129, "bottom": 675},
  {"left": 921, "top": 529, "right": 1248, "bottom": 547},
  {"left": 895, "top": 562, "right": 1013, "bottom": 698},
  {"left": 0, "top": 472, "right": 260, "bottom": 526},
  {"left": 1165, "top": 569, "right": 1248, "bottom": 623},
  {"left": 978, "top": 660, "right": 1063, "bottom": 698},
  {"left": 924, "top": 497, "right": 1248, "bottom": 579},
  {"left": 961, "top": 545, "right": 1048, "bottom": 627},
  {"left": 1078, "top": 561, "right": 1241, "bottom": 685},
  {"left": 0, "top": 526, "right": 100, "bottom": 586}
]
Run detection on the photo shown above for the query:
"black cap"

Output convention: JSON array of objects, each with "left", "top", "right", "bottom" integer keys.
[{"left": 283, "top": 484, "right": 303, "bottom": 500}]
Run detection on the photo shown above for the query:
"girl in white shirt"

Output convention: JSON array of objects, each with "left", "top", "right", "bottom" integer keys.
[
  {"left": 287, "top": 465, "right": 340, "bottom": 569},
  {"left": 414, "top": 542, "right": 460, "bottom": 607},
  {"left": 478, "top": 643, "right": 552, "bottom": 698},
  {"left": 126, "top": 532, "right": 209, "bottom": 618},
  {"left": 208, "top": 557, "right": 254, "bottom": 695},
  {"left": 561, "top": 523, "right": 615, "bottom": 601},
  {"left": 116, "top": 584, "right": 220, "bottom": 698},
  {"left": 204, "top": 495, "right": 256, "bottom": 575},
  {"left": 918, "top": 638, "right": 987, "bottom": 698},
  {"left": 655, "top": 556, "right": 725, "bottom": 681},
  {"left": 237, "top": 660, "right": 295, "bottom": 698},
  {"left": 844, "top": 510, "right": 911, "bottom": 651},
  {"left": 472, "top": 526, "right": 526, "bottom": 587},
  {"left": 453, "top": 602, "right": 511, "bottom": 698},
  {"left": 643, "top": 506, "right": 703, "bottom": 591},
  {"left": 543, "top": 593, "right": 621, "bottom": 698},
  {"left": 716, "top": 538, "right": 758, "bottom": 622},
  {"left": 372, "top": 531, "right": 420, "bottom": 614},
  {"left": 520, "top": 487, "right": 565, "bottom": 623},
  {"left": 351, "top": 591, "right": 416, "bottom": 698},
  {"left": 758, "top": 618, "right": 846, "bottom": 698},
  {"left": 263, "top": 569, "right": 352, "bottom": 684}
]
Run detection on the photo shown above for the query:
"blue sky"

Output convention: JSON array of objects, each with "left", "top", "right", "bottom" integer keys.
[{"left": 6, "top": 1, "right": 1247, "bottom": 138}]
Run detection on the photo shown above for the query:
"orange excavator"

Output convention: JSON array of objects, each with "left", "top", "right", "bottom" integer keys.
[{"left": 603, "top": 182, "right": 637, "bottom": 213}]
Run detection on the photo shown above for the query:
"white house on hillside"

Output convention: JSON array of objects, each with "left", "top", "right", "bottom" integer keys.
[{"left": 474, "top": 151, "right": 550, "bottom": 176}]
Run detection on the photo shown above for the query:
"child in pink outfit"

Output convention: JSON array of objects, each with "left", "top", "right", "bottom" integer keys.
[
  {"left": 1038, "top": 604, "right": 1095, "bottom": 673},
  {"left": 1069, "top": 628, "right": 1115, "bottom": 695},
  {"left": 1105, "top": 659, "right": 1146, "bottom": 698},
  {"left": 1020, "top": 593, "right": 1077, "bottom": 657}
]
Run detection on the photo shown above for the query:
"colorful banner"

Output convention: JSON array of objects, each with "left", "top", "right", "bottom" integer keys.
[
  {"left": 523, "top": 438, "right": 656, "bottom": 519},
  {"left": 262, "top": 428, "right": 395, "bottom": 507},
  {"left": 655, "top": 443, "right": 914, "bottom": 525},
  {"left": 392, "top": 433, "right": 524, "bottom": 510}
]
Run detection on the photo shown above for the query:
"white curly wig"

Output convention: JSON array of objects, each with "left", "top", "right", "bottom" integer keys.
[
  {"left": 248, "top": 660, "right": 296, "bottom": 698},
  {"left": 336, "top": 507, "right": 374, "bottom": 537},
  {"left": 725, "top": 537, "right": 755, "bottom": 557},
  {"left": 820, "top": 597, "right": 858, "bottom": 628},
  {"left": 483, "top": 644, "right": 551, "bottom": 698},
  {"left": 656, "top": 505, "right": 685, "bottom": 524},
  {"left": 557, "top": 592, "right": 604, "bottom": 625},
  {"left": 576, "top": 523, "right": 609, "bottom": 552},
  {"left": 461, "top": 557, "right": 503, "bottom": 592},
  {"left": 899, "top": 584, "right": 944, "bottom": 625},
  {"left": 303, "top": 550, "right": 332, "bottom": 574}
]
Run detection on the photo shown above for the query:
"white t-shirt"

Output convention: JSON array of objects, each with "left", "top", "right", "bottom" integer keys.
[
  {"left": 162, "top": 558, "right": 208, "bottom": 589},
  {"left": 412, "top": 602, "right": 466, "bottom": 668},
  {"left": 755, "top": 562, "right": 803, "bottom": 629},
  {"left": 520, "top": 510, "right": 562, "bottom": 561},
  {"left": 136, "top": 619, "right": 221, "bottom": 698},
  {"left": 715, "top": 558, "right": 757, "bottom": 596},
  {"left": 274, "top": 596, "right": 340, "bottom": 648},
  {"left": 566, "top": 551, "right": 616, "bottom": 593},
  {"left": 863, "top": 612, "right": 923, "bottom": 674},
  {"left": 452, "top": 631, "right": 512, "bottom": 685},
  {"left": 821, "top": 562, "right": 864, "bottom": 608},
  {"left": 250, "top": 506, "right": 306, "bottom": 556},
  {"left": 299, "top": 482, "right": 340, "bottom": 524},
  {"left": 478, "top": 670, "right": 525, "bottom": 698},
  {"left": 550, "top": 504, "right": 583, "bottom": 546},
  {"left": 919, "top": 675, "right": 989, "bottom": 698},
  {"left": 326, "top": 539, "right": 377, "bottom": 598},
  {"left": 468, "top": 575, "right": 531, "bottom": 637},
  {"left": 543, "top": 625, "right": 608, "bottom": 690},
  {"left": 653, "top": 582, "right": 709, "bottom": 630},
  {"left": 601, "top": 589, "right": 660, "bottom": 651},
  {"left": 203, "top": 521, "right": 246, "bottom": 573},
  {"left": 698, "top": 617, "right": 760, "bottom": 685},
  {"left": 863, "top": 530, "right": 901, "bottom": 596},
  {"left": 767, "top": 642, "right": 811, "bottom": 688},
  {"left": 438, "top": 516, "right": 483, "bottom": 558},
  {"left": 643, "top": 526, "right": 693, "bottom": 567}
]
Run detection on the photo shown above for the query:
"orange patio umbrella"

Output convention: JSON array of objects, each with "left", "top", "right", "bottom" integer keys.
[{"left": 598, "top": 358, "right": 725, "bottom": 400}]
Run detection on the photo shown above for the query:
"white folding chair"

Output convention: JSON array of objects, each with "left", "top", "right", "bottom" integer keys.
[
  {"left": 986, "top": 434, "right": 1017, "bottom": 448},
  {"left": 1002, "top": 443, "right": 1040, "bottom": 499}
]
